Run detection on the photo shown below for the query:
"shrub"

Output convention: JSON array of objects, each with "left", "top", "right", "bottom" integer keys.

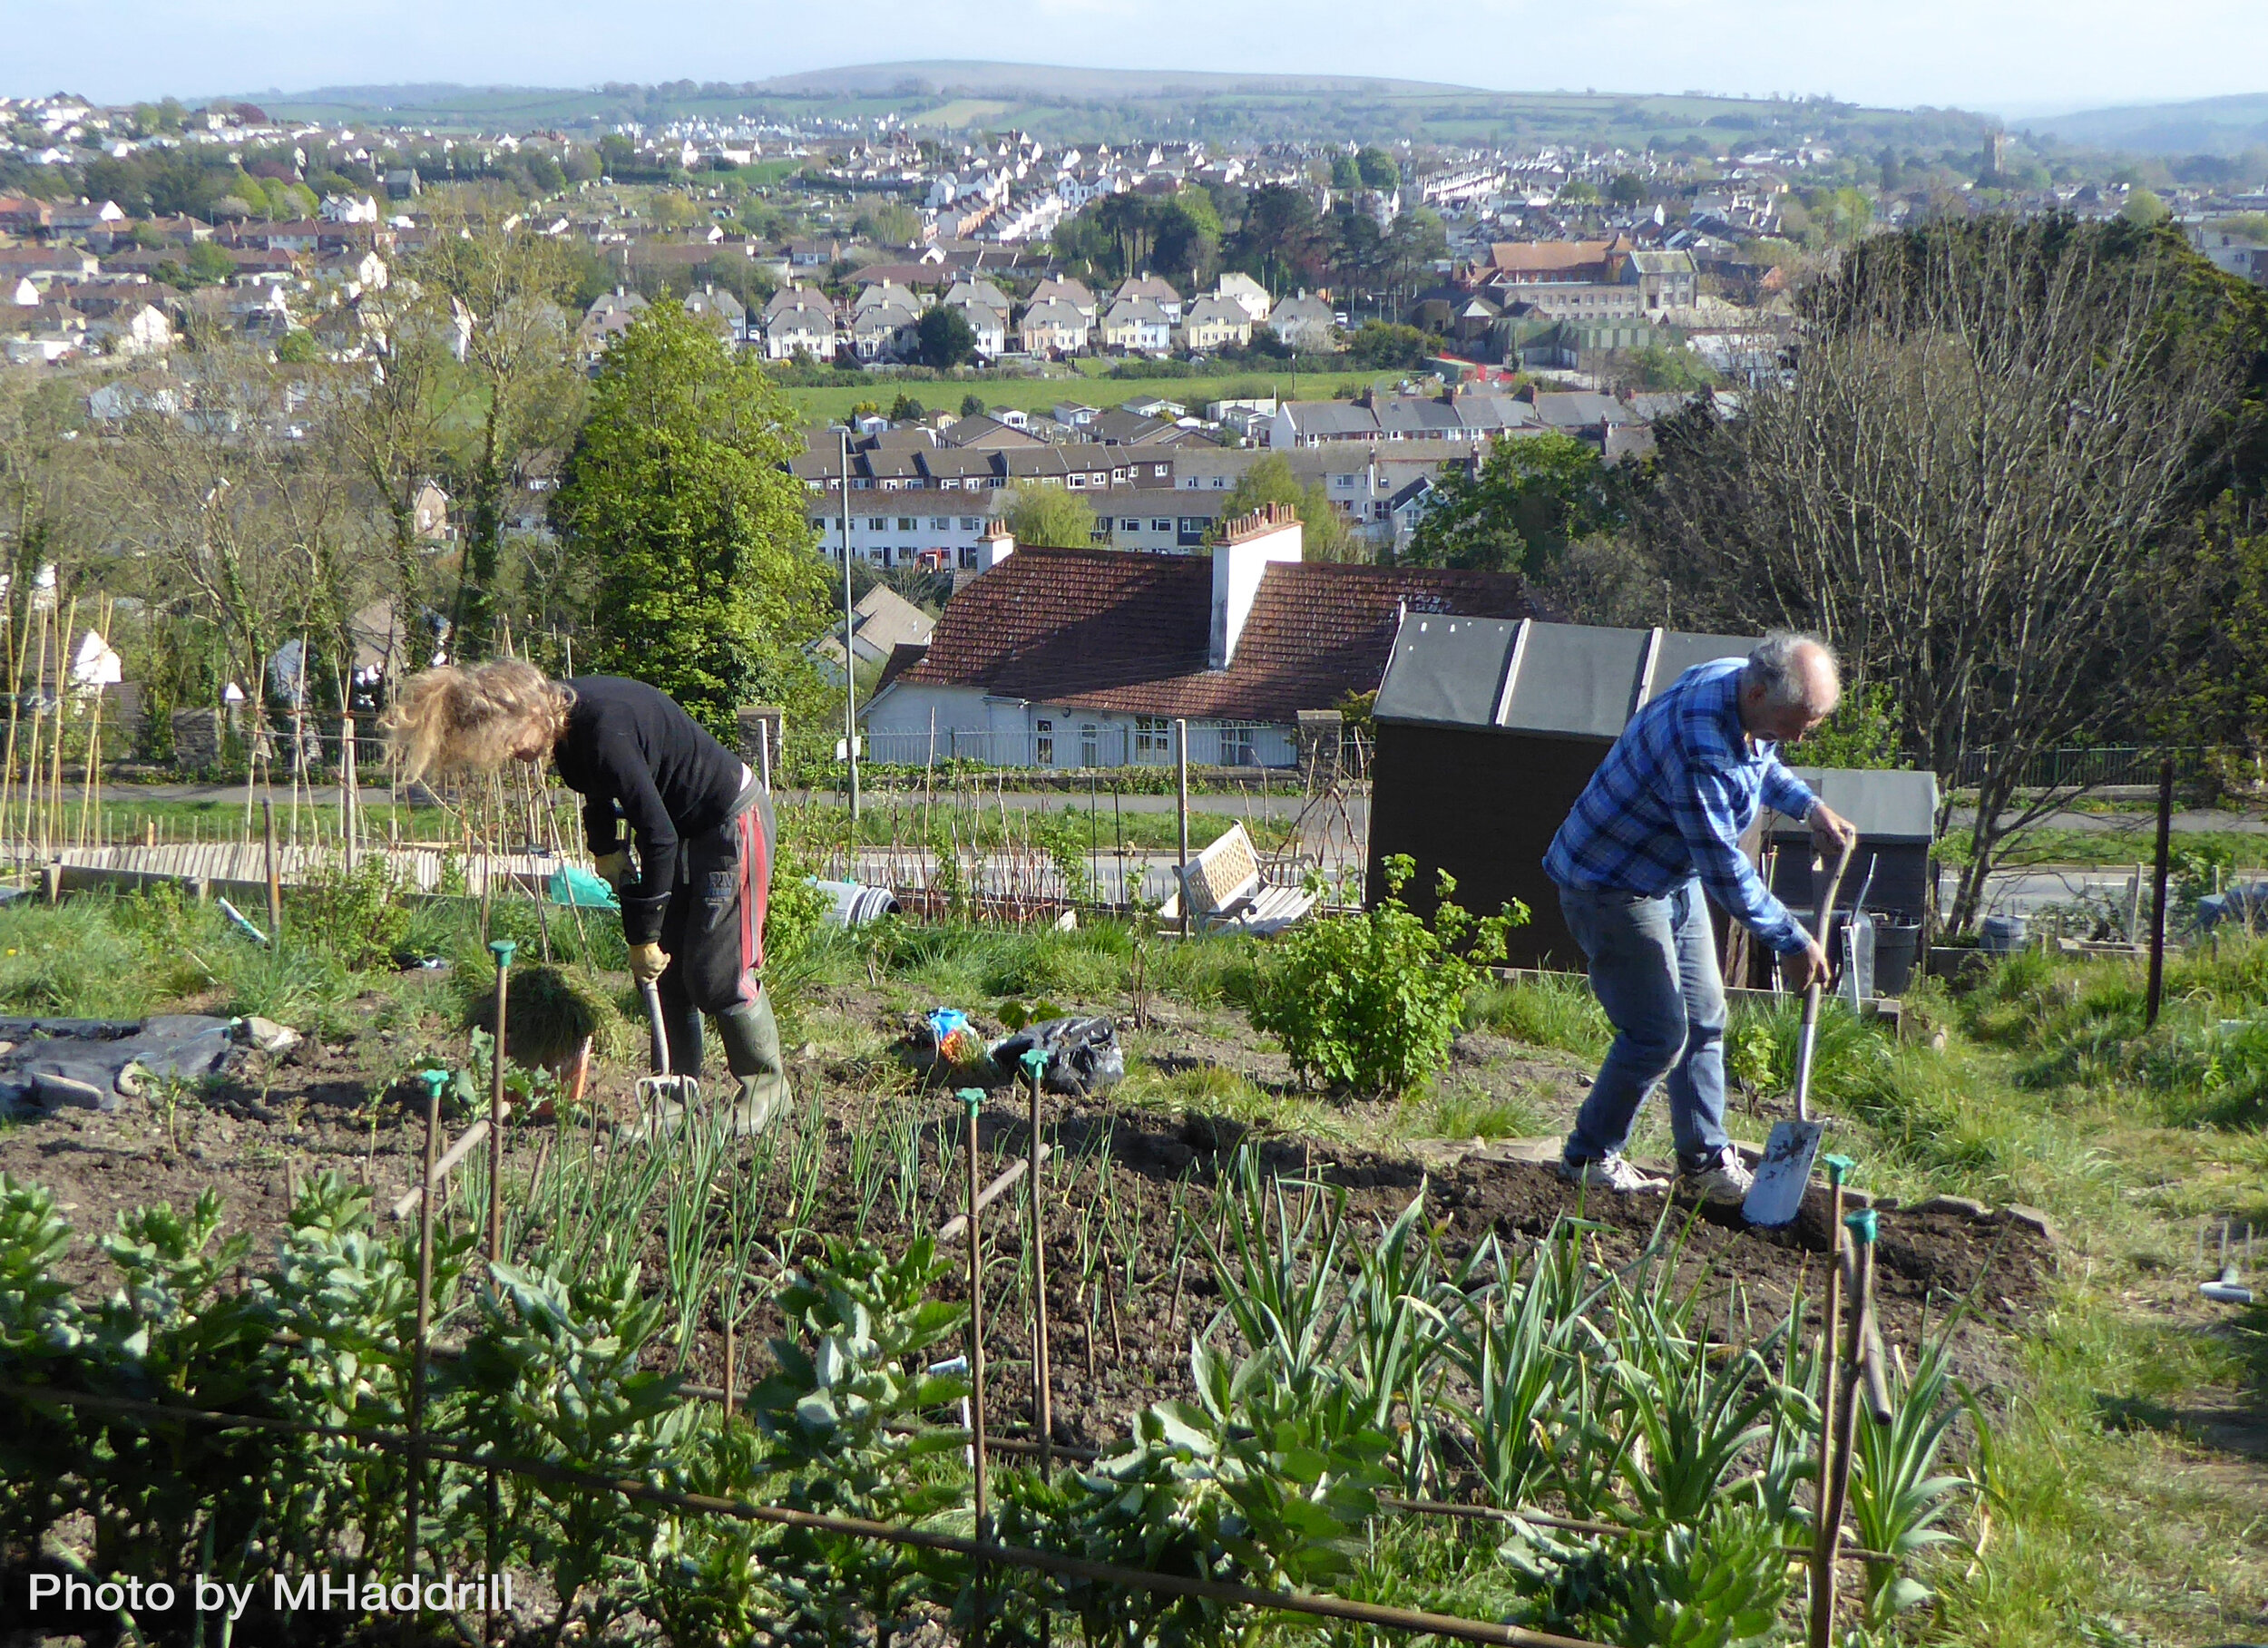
[
  {"left": 1250, "top": 855, "right": 1524, "bottom": 1096},
  {"left": 288, "top": 854, "right": 413, "bottom": 970}
]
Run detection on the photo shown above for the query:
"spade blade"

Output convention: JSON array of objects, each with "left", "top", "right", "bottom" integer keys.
[{"left": 1744, "top": 1117, "right": 1825, "bottom": 1228}]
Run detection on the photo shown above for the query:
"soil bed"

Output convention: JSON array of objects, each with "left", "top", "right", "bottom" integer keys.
[{"left": 0, "top": 993, "right": 2054, "bottom": 1455}]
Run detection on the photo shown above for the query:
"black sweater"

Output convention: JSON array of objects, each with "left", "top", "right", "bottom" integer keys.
[{"left": 552, "top": 677, "right": 743, "bottom": 944}]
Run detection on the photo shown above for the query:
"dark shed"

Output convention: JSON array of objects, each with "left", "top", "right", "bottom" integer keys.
[
  {"left": 1765, "top": 767, "right": 1941, "bottom": 922},
  {"left": 1368, "top": 617, "right": 1940, "bottom": 973}
]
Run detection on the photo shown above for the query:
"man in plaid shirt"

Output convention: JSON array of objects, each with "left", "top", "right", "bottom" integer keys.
[{"left": 1543, "top": 633, "right": 1855, "bottom": 1201}]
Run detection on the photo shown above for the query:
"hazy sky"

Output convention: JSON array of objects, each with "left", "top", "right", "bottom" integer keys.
[{"left": 2, "top": 0, "right": 2261, "bottom": 117}]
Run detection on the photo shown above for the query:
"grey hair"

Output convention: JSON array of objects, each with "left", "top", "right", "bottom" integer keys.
[{"left": 1746, "top": 630, "right": 1839, "bottom": 711}]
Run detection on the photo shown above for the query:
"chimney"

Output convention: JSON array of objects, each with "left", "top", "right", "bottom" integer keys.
[
  {"left": 976, "top": 517, "right": 1016, "bottom": 573},
  {"left": 1209, "top": 502, "right": 1304, "bottom": 670}
]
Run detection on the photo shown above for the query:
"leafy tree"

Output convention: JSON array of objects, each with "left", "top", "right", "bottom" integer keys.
[
  {"left": 1559, "top": 180, "right": 1601, "bottom": 206},
  {"left": 1210, "top": 453, "right": 1359, "bottom": 561},
  {"left": 1355, "top": 147, "right": 1400, "bottom": 190},
  {"left": 1621, "top": 344, "right": 1716, "bottom": 393},
  {"left": 1791, "top": 681, "right": 1903, "bottom": 768},
  {"left": 1001, "top": 484, "right": 1097, "bottom": 549},
  {"left": 887, "top": 393, "right": 927, "bottom": 422},
  {"left": 552, "top": 306, "right": 828, "bottom": 738},
  {"left": 853, "top": 200, "right": 921, "bottom": 247},
  {"left": 272, "top": 329, "right": 319, "bottom": 364},
  {"left": 958, "top": 393, "right": 986, "bottom": 417},
  {"left": 1403, "top": 432, "right": 1623, "bottom": 575},
  {"left": 2121, "top": 188, "right": 2169, "bottom": 226},
  {"left": 1153, "top": 190, "right": 1222, "bottom": 284},
  {"left": 182, "top": 241, "right": 235, "bottom": 285},
  {"left": 1233, "top": 184, "right": 1324, "bottom": 294},
  {"left": 1344, "top": 322, "right": 1434, "bottom": 369},
  {"left": 913, "top": 304, "right": 976, "bottom": 369},
  {"left": 1330, "top": 153, "right": 1361, "bottom": 191},
  {"left": 1606, "top": 173, "right": 1648, "bottom": 208}
]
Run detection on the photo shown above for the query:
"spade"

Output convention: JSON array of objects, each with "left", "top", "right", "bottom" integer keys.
[{"left": 1745, "top": 837, "right": 1855, "bottom": 1229}]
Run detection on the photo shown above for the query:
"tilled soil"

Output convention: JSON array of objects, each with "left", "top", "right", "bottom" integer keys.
[{"left": 0, "top": 991, "right": 2054, "bottom": 1454}]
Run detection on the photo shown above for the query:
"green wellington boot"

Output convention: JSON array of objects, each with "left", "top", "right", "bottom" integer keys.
[{"left": 714, "top": 992, "right": 790, "bottom": 1137}]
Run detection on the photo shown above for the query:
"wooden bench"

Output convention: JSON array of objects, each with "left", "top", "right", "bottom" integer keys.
[{"left": 1157, "top": 823, "right": 1318, "bottom": 936}]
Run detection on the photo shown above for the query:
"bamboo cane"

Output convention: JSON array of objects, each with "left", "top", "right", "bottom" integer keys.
[
  {"left": 405, "top": 1068, "right": 446, "bottom": 1629},
  {"left": 1813, "top": 1209, "right": 1878, "bottom": 1643},
  {"left": 960, "top": 1087, "right": 991, "bottom": 1648},
  {"left": 1022, "top": 1048, "right": 1053, "bottom": 1470},
  {"left": 1807, "top": 1156, "right": 1854, "bottom": 1648},
  {"left": 487, "top": 939, "right": 515, "bottom": 1262}
]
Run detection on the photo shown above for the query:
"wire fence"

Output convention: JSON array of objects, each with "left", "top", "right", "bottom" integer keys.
[{"left": 1948, "top": 746, "right": 2217, "bottom": 790}]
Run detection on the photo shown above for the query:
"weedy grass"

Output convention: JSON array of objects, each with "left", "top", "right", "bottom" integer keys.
[
  {"left": 1409, "top": 1083, "right": 1547, "bottom": 1141},
  {"left": 1467, "top": 971, "right": 1613, "bottom": 1060}
]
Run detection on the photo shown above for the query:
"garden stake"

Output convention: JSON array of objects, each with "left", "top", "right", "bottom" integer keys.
[
  {"left": 406, "top": 1068, "right": 447, "bottom": 1637},
  {"left": 488, "top": 939, "right": 516, "bottom": 1262},
  {"left": 1105, "top": 1247, "right": 1127, "bottom": 1363},
  {"left": 261, "top": 796, "right": 282, "bottom": 938},
  {"left": 1022, "top": 1048, "right": 1053, "bottom": 1468},
  {"left": 959, "top": 1086, "right": 991, "bottom": 1648},
  {"left": 1807, "top": 1154, "right": 1853, "bottom": 1648},
  {"left": 2146, "top": 755, "right": 2174, "bottom": 1028},
  {"left": 1812, "top": 1208, "right": 1878, "bottom": 1648}
]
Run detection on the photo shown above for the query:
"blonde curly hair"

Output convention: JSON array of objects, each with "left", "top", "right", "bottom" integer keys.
[{"left": 381, "top": 660, "right": 574, "bottom": 784}]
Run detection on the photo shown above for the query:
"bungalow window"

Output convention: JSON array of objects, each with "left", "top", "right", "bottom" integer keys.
[
  {"left": 1135, "top": 717, "right": 1171, "bottom": 763},
  {"left": 1080, "top": 723, "right": 1100, "bottom": 767},
  {"left": 1220, "top": 726, "right": 1256, "bottom": 766},
  {"left": 1034, "top": 719, "right": 1054, "bottom": 766}
]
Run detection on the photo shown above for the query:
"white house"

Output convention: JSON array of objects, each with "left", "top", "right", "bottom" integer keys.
[
  {"left": 858, "top": 502, "right": 1529, "bottom": 770},
  {"left": 1100, "top": 297, "right": 1172, "bottom": 355},
  {"left": 1017, "top": 297, "right": 1090, "bottom": 356}
]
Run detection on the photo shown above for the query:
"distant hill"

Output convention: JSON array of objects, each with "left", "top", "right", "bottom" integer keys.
[
  {"left": 2023, "top": 93, "right": 2268, "bottom": 156},
  {"left": 251, "top": 64, "right": 1996, "bottom": 151},
  {"left": 750, "top": 61, "right": 1483, "bottom": 99}
]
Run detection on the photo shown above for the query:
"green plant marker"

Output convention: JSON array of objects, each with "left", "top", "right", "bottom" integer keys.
[
  {"left": 1844, "top": 1207, "right": 1878, "bottom": 1244},
  {"left": 1822, "top": 1153, "right": 1854, "bottom": 1186},
  {"left": 488, "top": 938, "right": 517, "bottom": 968},
  {"left": 416, "top": 1068, "right": 450, "bottom": 1105},
  {"left": 1019, "top": 1048, "right": 1049, "bottom": 1085}
]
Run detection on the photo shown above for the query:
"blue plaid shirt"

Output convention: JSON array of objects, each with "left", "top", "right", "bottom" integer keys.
[{"left": 1544, "top": 658, "right": 1820, "bottom": 953}]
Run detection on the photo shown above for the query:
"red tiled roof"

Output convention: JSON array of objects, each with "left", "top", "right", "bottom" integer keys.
[{"left": 893, "top": 546, "right": 1530, "bottom": 723}]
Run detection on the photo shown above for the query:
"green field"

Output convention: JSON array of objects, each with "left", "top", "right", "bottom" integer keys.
[
  {"left": 777, "top": 366, "right": 1403, "bottom": 424},
  {"left": 256, "top": 71, "right": 1994, "bottom": 151}
]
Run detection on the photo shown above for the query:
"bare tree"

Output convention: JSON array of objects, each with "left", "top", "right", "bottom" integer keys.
[
  {"left": 103, "top": 350, "right": 384, "bottom": 734},
  {"left": 407, "top": 211, "right": 584, "bottom": 657},
  {"left": 314, "top": 278, "right": 473, "bottom": 635},
  {"left": 1644, "top": 219, "right": 2249, "bottom": 932}
]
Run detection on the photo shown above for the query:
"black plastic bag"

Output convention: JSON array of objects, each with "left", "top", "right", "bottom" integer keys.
[{"left": 992, "top": 1015, "right": 1124, "bottom": 1097}]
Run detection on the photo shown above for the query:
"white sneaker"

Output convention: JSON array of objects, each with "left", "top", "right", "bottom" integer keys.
[
  {"left": 1558, "top": 1152, "right": 1667, "bottom": 1194},
  {"left": 1677, "top": 1148, "right": 1755, "bottom": 1206}
]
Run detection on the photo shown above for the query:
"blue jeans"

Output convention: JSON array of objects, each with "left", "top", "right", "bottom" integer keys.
[{"left": 1559, "top": 879, "right": 1731, "bottom": 1171}]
